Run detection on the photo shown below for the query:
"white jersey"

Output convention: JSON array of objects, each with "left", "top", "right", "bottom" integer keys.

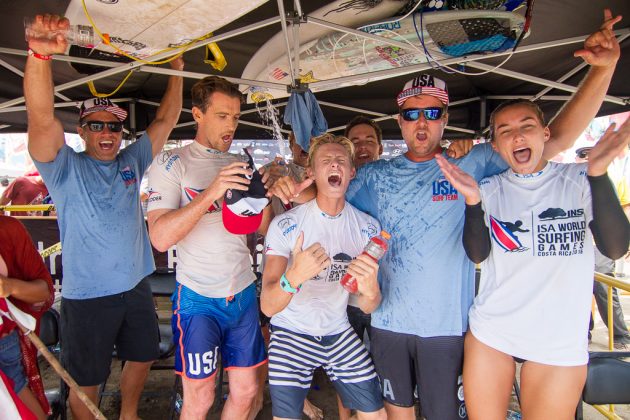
[
  {"left": 469, "top": 162, "right": 594, "bottom": 366},
  {"left": 265, "top": 199, "right": 380, "bottom": 336},
  {"left": 147, "top": 141, "right": 255, "bottom": 298}
]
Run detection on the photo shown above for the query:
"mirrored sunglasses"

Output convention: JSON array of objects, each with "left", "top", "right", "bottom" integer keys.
[
  {"left": 81, "top": 121, "right": 124, "bottom": 133},
  {"left": 400, "top": 107, "right": 444, "bottom": 122}
]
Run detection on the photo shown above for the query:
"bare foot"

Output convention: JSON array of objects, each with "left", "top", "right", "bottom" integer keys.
[{"left": 303, "top": 398, "right": 323, "bottom": 420}]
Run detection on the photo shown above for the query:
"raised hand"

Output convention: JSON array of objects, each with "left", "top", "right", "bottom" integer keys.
[
  {"left": 285, "top": 231, "right": 331, "bottom": 288},
  {"left": 574, "top": 9, "right": 622, "bottom": 67},
  {"left": 347, "top": 254, "right": 380, "bottom": 299},
  {"left": 587, "top": 118, "right": 630, "bottom": 177},
  {"left": 27, "top": 14, "right": 70, "bottom": 56},
  {"left": 260, "top": 157, "right": 290, "bottom": 190},
  {"left": 169, "top": 55, "right": 185, "bottom": 71},
  {"left": 267, "top": 175, "right": 314, "bottom": 205},
  {"left": 435, "top": 154, "right": 481, "bottom": 205},
  {"left": 445, "top": 139, "right": 474, "bottom": 159}
]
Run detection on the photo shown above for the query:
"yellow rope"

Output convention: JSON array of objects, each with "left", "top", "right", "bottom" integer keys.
[
  {"left": 80, "top": 0, "right": 205, "bottom": 65},
  {"left": 87, "top": 70, "right": 135, "bottom": 98}
]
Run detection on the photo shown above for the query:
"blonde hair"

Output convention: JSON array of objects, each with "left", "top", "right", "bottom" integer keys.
[{"left": 307, "top": 133, "right": 355, "bottom": 168}]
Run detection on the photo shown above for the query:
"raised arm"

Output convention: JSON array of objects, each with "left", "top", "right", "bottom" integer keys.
[
  {"left": 24, "top": 14, "right": 69, "bottom": 163},
  {"left": 146, "top": 57, "right": 184, "bottom": 158},
  {"left": 587, "top": 119, "right": 630, "bottom": 259},
  {"left": 543, "top": 9, "right": 622, "bottom": 159}
]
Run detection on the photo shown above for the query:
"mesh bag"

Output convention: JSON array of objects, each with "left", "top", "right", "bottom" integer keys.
[{"left": 426, "top": 16, "right": 519, "bottom": 56}]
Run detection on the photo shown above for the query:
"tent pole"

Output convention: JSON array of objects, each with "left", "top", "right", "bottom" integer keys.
[
  {"left": 0, "top": 15, "right": 282, "bottom": 110},
  {"left": 276, "top": 0, "right": 296, "bottom": 83}
]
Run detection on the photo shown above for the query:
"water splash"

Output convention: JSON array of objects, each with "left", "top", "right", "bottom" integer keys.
[{"left": 254, "top": 99, "right": 290, "bottom": 162}]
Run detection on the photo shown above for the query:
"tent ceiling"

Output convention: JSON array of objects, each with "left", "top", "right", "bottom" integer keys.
[{"left": 0, "top": 0, "right": 628, "bottom": 140}]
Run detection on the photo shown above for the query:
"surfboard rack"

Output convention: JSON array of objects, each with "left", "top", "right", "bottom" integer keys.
[{"left": 287, "top": 79, "right": 309, "bottom": 94}]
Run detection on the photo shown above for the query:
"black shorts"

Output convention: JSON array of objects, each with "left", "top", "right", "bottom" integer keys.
[
  {"left": 371, "top": 327, "right": 467, "bottom": 420},
  {"left": 60, "top": 279, "right": 159, "bottom": 386},
  {"left": 347, "top": 305, "right": 371, "bottom": 341}
]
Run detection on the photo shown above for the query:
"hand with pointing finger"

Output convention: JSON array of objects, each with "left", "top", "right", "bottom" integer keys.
[
  {"left": 268, "top": 175, "right": 314, "bottom": 205},
  {"left": 285, "top": 231, "right": 331, "bottom": 288}
]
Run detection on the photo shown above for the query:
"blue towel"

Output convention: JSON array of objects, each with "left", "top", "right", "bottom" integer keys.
[{"left": 283, "top": 89, "right": 328, "bottom": 152}]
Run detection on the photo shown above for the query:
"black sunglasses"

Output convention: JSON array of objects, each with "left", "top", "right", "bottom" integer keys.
[
  {"left": 400, "top": 107, "right": 444, "bottom": 122},
  {"left": 81, "top": 121, "right": 124, "bottom": 133}
]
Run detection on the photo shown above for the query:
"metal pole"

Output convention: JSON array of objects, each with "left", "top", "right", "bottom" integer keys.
[
  {"left": 276, "top": 0, "right": 296, "bottom": 82},
  {"left": 0, "top": 16, "right": 282, "bottom": 110}
]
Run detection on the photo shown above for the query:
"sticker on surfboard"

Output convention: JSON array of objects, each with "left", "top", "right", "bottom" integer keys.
[
  {"left": 63, "top": 0, "right": 269, "bottom": 59},
  {"left": 244, "top": 8, "right": 526, "bottom": 102},
  {"left": 240, "top": 0, "right": 417, "bottom": 101}
]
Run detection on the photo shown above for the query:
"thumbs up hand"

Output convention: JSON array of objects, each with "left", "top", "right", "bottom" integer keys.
[{"left": 285, "top": 231, "right": 331, "bottom": 288}]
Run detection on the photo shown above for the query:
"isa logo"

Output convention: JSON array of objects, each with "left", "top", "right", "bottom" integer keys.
[
  {"left": 120, "top": 166, "right": 137, "bottom": 186},
  {"left": 432, "top": 177, "right": 458, "bottom": 202}
]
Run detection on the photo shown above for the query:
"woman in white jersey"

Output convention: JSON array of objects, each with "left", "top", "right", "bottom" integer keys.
[{"left": 435, "top": 101, "right": 630, "bottom": 420}]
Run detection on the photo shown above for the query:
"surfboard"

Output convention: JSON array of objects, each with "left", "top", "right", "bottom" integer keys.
[
  {"left": 244, "top": 8, "right": 525, "bottom": 102},
  {"left": 63, "top": 0, "right": 269, "bottom": 59},
  {"left": 240, "top": 0, "right": 417, "bottom": 102}
]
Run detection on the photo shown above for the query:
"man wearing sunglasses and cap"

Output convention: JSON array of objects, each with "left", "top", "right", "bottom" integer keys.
[
  {"left": 23, "top": 14, "right": 183, "bottom": 420},
  {"left": 341, "top": 13, "right": 622, "bottom": 420}
]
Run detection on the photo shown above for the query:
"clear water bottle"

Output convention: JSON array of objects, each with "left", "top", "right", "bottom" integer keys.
[
  {"left": 340, "top": 230, "right": 391, "bottom": 294},
  {"left": 24, "top": 17, "right": 109, "bottom": 48}
]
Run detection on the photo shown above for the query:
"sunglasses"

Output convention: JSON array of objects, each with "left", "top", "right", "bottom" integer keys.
[
  {"left": 81, "top": 121, "right": 124, "bottom": 133},
  {"left": 400, "top": 107, "right": 444, "bottom": 122}
]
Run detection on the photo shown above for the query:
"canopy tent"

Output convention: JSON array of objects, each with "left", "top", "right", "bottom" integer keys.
[{"left": 0, "top": 0, "right": 628, "bottom": 141}]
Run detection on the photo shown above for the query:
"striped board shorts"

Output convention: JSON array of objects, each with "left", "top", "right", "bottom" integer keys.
[{"left": 268, "top": 324, "right": 383, "bottom": 418}]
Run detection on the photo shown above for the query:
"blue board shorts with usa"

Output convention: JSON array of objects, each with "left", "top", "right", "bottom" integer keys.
[
  {"left": 268, "top": 324, "right": 383, "bottom": 418},
  {"left": 172, "top": 281, "right": 267, "bottom": 380}
]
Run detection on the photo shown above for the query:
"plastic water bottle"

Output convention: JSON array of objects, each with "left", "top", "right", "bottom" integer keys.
[
  {"left": 24, "top": 18, "right": 109, "bottom": 48},
  {"left": 340, "top": 230, "right": 391, "bottom": 294}
]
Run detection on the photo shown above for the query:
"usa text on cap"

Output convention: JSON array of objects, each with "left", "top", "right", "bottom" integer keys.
[{"left": 396, "top": 74, "right": 449, "bottom": 107}]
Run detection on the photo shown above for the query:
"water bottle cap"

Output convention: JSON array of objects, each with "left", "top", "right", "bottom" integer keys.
[{"left": 380, "top": 230, "right": 391, "bottom": 240}]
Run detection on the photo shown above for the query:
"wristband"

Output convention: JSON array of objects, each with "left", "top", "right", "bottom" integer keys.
[
  {"left": 280, "top": 273, "right": 300, "bottom": 294},
  {"left": 27, "top": 48, "right": 52, "bottom": 61}
]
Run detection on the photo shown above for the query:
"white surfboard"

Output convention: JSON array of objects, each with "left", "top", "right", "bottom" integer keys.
[
  {"left": 64, "top": 0, "right": 269, "bottom": 59},
  {"left": 240, "top": 0, "right": 415, "bottom": 102},
  {"left": 245, "top": 9, "right": 525, "bottom": 102}
]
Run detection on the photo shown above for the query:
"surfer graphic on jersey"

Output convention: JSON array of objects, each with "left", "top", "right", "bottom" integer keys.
[{"left": 489, "top": 216, "right": 529, "bottom": 252}]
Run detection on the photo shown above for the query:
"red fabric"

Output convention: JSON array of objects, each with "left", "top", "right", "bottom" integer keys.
[
  {"left": 1, "top": 176, "right": 48, "bottom": 216},
  {"left": 0, "top": 369, "right": 38, "bottom": 420},
  {"left": 0, "top": 216, "right": 54, "bottom": 415}
]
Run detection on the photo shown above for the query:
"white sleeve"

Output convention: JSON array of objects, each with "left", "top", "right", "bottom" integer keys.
[{"left": 147, "top": 150, "right": 183, "bottom": 211}]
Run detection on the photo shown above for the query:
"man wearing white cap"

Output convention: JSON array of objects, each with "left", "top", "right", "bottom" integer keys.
[
  {"left": 23, "top": 14, "right": 183, "bottom": 420},
  {"left": 343, "top": 13, "right": 621, "bottom": 419}
]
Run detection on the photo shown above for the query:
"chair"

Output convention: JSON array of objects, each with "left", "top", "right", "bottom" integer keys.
[
  {"left": 38, "top": 307, "right": 68, "bottom": 420},
  {"left": 575, "top": 351, "right": 630, "bottom": 419}
]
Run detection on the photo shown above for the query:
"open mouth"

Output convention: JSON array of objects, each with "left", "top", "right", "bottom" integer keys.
[
  {"left": 357, "top": 152, "right": 370, "bottom": 160},
  {"left": 99, "top": 140, "right": 114, "bottom": 151},
  {"left": 513, "top": 147, "right": 531, "bottom": 164},
  {"left": 222, "top": 134, "right": 232, "bottom": 143},
  {"left": 415, "top": 132, "right": 428, "bottom": 141},
  {"left": 328, "top": 173, "right": 342, "bottom": 187}
]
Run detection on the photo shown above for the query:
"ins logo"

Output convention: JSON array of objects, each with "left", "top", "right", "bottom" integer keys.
[{"left": 187, "top": 346, "right": 219, "bottom": 376}]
